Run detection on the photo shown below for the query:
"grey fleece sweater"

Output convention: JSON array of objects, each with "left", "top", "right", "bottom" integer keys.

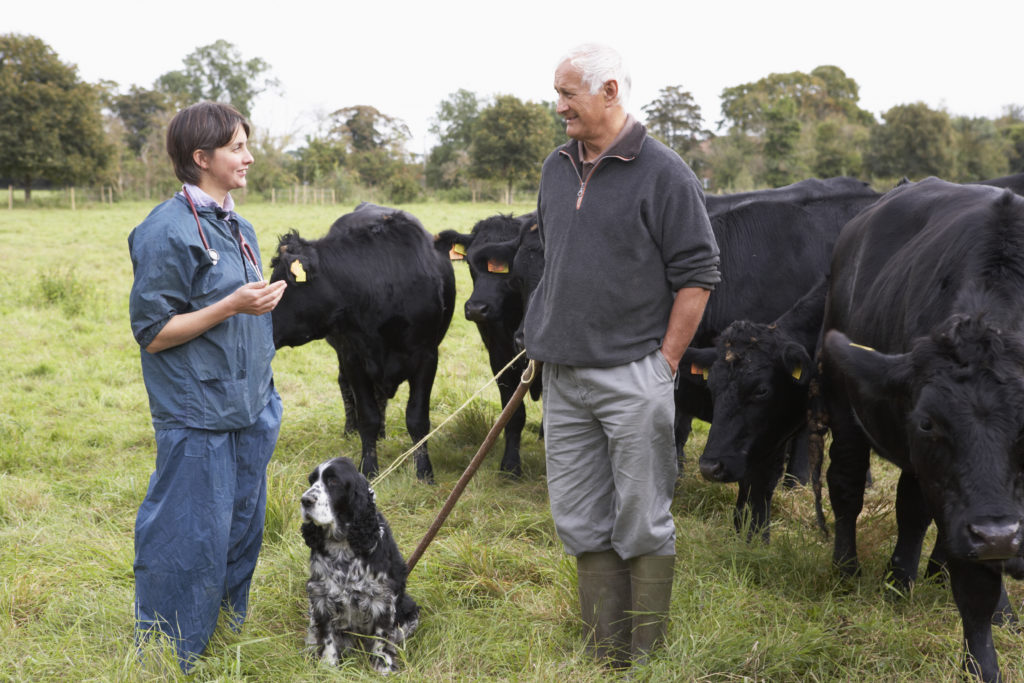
[{"left": 523, "top": 120, "right": 721, "bottom": 368}]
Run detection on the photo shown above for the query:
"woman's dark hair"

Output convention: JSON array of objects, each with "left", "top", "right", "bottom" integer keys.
[{"left": 166, "top": 101, "right": 251, "bottom": 185}]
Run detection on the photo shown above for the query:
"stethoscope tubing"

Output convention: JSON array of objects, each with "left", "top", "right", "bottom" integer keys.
[{"left": 182, "top": 186, "right": 265, "bottom": 283}]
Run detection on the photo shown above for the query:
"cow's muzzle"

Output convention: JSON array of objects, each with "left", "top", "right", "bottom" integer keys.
[{"left": 965, "top": 518, "right": 1023, "bottom": 561}]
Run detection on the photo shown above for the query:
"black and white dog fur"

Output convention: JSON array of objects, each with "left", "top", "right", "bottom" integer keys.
[{"left": 300, "top": 456, "right": 419, "bottom": 673}]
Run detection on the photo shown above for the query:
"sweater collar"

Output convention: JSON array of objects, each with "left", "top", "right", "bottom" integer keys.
[{"left": 561, "top": 114, "right": 647, "bottom": 166}]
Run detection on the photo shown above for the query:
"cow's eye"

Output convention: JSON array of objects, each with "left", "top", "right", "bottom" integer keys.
[
  {"left": 752, "top": 385, "right": 770, "bottom": 400},
  {"left": 918, "top": 417, "right": 934, "bottom": 433}
]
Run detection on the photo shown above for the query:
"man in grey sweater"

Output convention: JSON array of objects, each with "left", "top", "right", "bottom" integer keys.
[{"left": 523, "top": 43, "right": 720, "bottom": 667}]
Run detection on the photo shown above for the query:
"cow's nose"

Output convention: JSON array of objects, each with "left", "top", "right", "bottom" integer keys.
[
  {"left": 699, "top": 459, "right": 726, "bottom": 482},
  {"left": 464, "top": 300, "right": 490, "bottom": 322},
  {"left": 967, "top": 520, "right": 1022, "bottom": 560}
]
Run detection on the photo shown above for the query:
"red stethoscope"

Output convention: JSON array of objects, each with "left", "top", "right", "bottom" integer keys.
[{"left": 183, "top": 186, "right": 265, "bottom": 283}]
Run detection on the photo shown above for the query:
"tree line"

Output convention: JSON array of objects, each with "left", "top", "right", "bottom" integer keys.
[{"left": 1, "top": 33, "right": 1022, "bottom": 206}]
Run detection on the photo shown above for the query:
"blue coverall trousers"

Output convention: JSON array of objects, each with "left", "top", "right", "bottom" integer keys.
[{"left": 133, "top": 392, "right": 282, "bottom": 671}]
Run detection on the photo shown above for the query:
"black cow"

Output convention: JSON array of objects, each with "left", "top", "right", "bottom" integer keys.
[
  {"left": 270, "top": 203, "right": 456, "bottom": 482},
  {"left": 820, "top": 178, "right": 1024, "bottom": 681},
  {"left": 673, "top": 192, "right": 881, "bottom": 538},
  {"left": 683, "top": 278, "right": 827, "bottom": 539},
  {"left": 704, "top": 175, "right": 876, "bottom": 215},
  {"left": 681, "top": 174, "right": 1024, "bottom": 541},
  {"left": 975, "top": 171, "right": 1024, "bottom": 195},
  {"left": 433, "top": 213, "right": 541, "bottom": 477}
]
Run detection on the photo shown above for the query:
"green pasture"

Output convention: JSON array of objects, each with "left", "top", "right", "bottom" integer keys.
[{"left": 1, "top": 200, "right": 1022, "bottom": 681}]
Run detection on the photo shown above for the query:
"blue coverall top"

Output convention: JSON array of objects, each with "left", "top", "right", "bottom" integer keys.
[{"left": 128, "top": 190, "right": 276, "bottom": 431}]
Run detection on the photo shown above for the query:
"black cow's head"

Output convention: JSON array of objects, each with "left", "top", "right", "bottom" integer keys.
[
  {"left": 685, "top": 278, "right": 825, "bottom": 483},
  {"left": 269, "top": 230, "right": 328, "bottom": 348},
  {"left": 436, "top": 215, "right": 524, "bottom": 325},
  {"left": 825, "top": 313, "right": 1024, "bottom": 563},
  {"left": 686, "top": 321, "right": 812, "bottom": 483}
]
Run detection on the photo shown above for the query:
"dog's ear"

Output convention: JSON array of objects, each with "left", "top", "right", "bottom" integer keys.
[
  {"left": 301, "top": 521, "right": 324, "bottom": 552},
  {"left": 346, "top": 477, "right": 382, "bottom": 553}
]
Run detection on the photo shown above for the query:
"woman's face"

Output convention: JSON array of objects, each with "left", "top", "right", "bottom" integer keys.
[{"left": 195, "top": 124, "right": 254, "bottom": 199}]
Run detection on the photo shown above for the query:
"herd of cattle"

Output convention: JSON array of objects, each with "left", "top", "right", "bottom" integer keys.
[{"left": 269, "top": 172, "right": 1024, "bottom": 681}]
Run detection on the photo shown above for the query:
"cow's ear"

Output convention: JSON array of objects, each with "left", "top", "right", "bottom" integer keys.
[
  {"left": 435, "top": 230, "right": 472, "bottom": 261},
  {"left": 283, "top": 250, "right": 317, "bottom": 285},
  {"left": 781, "top": 341, "right": 813, "bottom": 386},
  {"left": 824, "top": 330, "right": 910, "bottom": 400},
  {"left": 681, "top": 346, "right": 717, "bottom": 381}
]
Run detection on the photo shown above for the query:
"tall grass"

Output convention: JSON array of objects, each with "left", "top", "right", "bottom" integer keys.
[{"left": 1, "top": 200, "right": 1022, "bottom": 681}]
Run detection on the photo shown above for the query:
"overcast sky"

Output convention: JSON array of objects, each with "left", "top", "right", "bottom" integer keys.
[{"left": 9, "top": 0, "right": 1023, "bottom": 154}]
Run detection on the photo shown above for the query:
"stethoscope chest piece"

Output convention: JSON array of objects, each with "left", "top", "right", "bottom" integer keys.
[{"left": 208, "top": 248, "right": 220, "bottom": 265}]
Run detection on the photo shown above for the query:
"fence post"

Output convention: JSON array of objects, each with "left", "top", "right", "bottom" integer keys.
[
  {"left": 70, "top": 187, "right": 76, "bottom": 211},
  {"left": 293, "top": 183, "right": 298, "bottom": 205},
  {"left": 8, "top": 185, "right": 12, "bottom": 210},
  {"left": 271, "top": 187, "right": 276, "bottom": 204}
]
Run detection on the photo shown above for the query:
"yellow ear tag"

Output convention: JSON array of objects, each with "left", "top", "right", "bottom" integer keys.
[
  {"left": 487, "top": 259, "right": 509, "bottom": 274},
  {"left": 690, "top": 364, "right": 708, "bottom": 380},
  {"left": 848, "top": 342, "right": 875, "bottom": 352},
  {"left": 450, "top": 243, "right": 466, "bottom": 261},
  {"left": 290, "top": 259, "right": 307, "bottom": 283},
  {"left": 791, "top": 364, "right": 803, "bottom": 381}
]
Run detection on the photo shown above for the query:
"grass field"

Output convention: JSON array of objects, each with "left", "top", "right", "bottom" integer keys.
[{"left": 1, "top": 200, "right": 1023, "bottom": 682}]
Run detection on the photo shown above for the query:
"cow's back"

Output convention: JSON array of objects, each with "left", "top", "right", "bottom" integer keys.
[
  {"left": 696, "top": 201, "right": 837, "bottom": 345},
  {"left": 826, "top": 178, "right": 1019, "bottom": 353},
  {"left": 322, "top": 212, "right": 455, "bottom": 350}
]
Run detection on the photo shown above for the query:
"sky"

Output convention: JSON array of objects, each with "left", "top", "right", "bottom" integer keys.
[{"left": 8, "top": 0, "right": 1023, "bottom": 155}]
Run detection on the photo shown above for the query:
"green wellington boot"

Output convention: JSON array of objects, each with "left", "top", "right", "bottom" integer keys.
[
  {"left": 576, "top": 550, "right": 632, "bottom": 668},
  {"left": 629, "top": 554, "right": 675, "bottom": 663}
]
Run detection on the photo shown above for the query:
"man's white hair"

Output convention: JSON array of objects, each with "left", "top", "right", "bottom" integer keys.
[{"left": 560, "top": 43, "right": 631, "bottom": 107}]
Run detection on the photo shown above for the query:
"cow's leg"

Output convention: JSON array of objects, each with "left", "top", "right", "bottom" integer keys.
[
  {"left": 926, "top": 532, "right": 1016, "bottom": 628},
  {"left": 345, "top": 366, "right": 383, "bottom": 480},
  {"left": 887, "top": 471, "right": 931, "bottom": 594},
  {"left": 374, "top": 389, "right": 388, "bottom": 439},
  {"left": 405, "top": 352, "right": 438, "bottom": 483},
  {"left": 336, "top": 363, "right": 358, "bottom": 435},
  {"left": 737, "top": 443, "right": 786, "bottom": 543},
  {"left": 782, "top": 428, "right": 811, "bottom": 488},
  {"left": 674, "top": 411, "right": 693, "bottom": 472},
  {"left": 948, "top": 559, "right": 1003, "bottom": 682},
  {"left": 825, "top": 401, "right": 872, "bottom": 577},
  {"left": 491, "top": 349, "right": 526, "bottom": 478}
]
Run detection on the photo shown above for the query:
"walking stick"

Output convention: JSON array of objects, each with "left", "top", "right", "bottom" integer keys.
[{"left": 406, "top": 359, "right": 538, "bottom": 574}]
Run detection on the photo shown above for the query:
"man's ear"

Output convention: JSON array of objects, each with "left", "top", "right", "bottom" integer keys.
[{"left": 602, "top": 79, "right": 619, "bottom": 105}]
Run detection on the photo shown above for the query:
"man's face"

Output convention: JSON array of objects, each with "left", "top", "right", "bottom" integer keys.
[{"left": 553, "top": 60, "right": 611, "bottom": 145}]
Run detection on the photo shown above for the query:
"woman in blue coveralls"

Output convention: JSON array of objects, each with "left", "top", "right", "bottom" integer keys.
[{"left": 128, "top": 101, "right": 287, "bottom": 671}]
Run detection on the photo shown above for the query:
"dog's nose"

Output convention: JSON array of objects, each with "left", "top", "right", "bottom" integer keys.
[{"left": 301, "top": 493, "right": 315, "bottom": 508}]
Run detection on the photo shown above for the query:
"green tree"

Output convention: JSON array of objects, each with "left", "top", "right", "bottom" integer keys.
[
  {"left": 719, "top": 66, "right": 872, "bottom": 134},
  {"left": 865, "top": 102, "right": 954, "bottom": 180},
  {"left": 111, "top": 86, "right": 172, "bottom": 155},
  {"left": 331, "top": 105, "right": 411, "bottom": 157},
  {"left": 642, "top": 85, "right": 711, "bottom": 164},
  {"left": 0, "top": 33, "right": 112, "bottom": 200},
  {"left": 950, "top": 116, "right": 1009, "bottom": 182},
  {"left": 426, "top": 89, "right": 479, "bottom": 190},
  {"left": 760, "top": 97, "right": 803, "bottom": 187},
  {"left": 996, "top": 105, "right": 1024, "bottom": 173},
  {"left": 470, "top": 95, "right": 552, "bottom": 204},
  {"left": 811, "top": 117, "right": 866, "bottom": 178},
  {"left": 155, "top": 40, "right": 279, "bottom": 119},
  {"left": 247, "top": 132, "right": 299, "bottom": 195},
  {"left": 430, "top": 88, "right": 480, "bottom": 148}
]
